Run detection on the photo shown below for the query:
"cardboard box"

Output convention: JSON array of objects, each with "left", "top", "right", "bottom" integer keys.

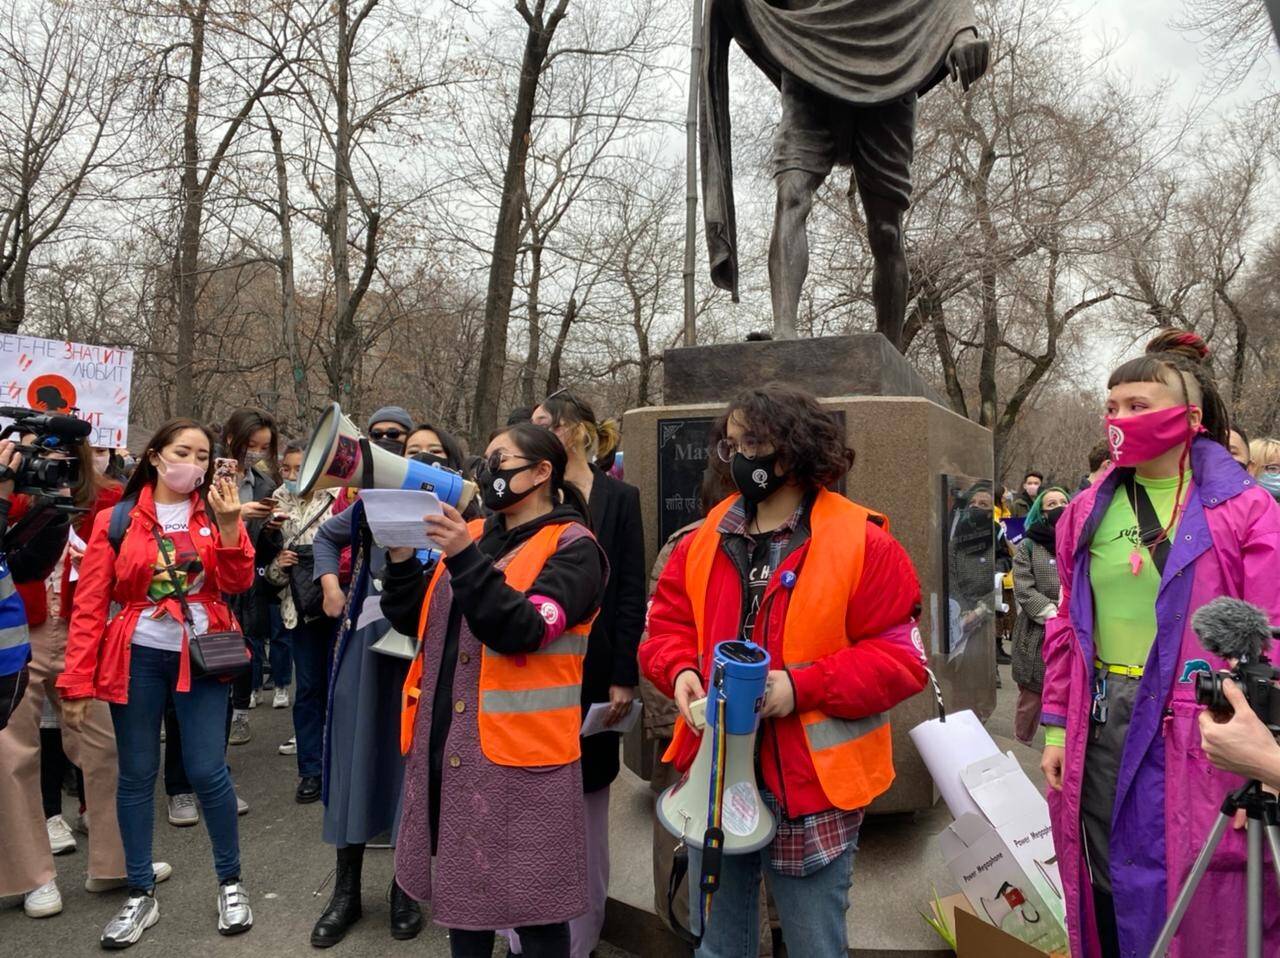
[
  {"left": 938, "top": 894, "right": 1068, "bottom": 958},
  {"left": 936, "top": 753, "right": 1069, "bottom": 955},
  {"left": 961, "top": 753, "right": 1065, "bottom": 929}
]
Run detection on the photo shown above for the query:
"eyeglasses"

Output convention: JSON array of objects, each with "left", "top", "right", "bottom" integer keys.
[
  {"left": 715, "top": 437, "right": 770, "bottom": 463},
  {"left": 369, "top": 428, "right": 406, "bottom": 441},
  {"left": 481, "top": 451, "right": 532, "bottom": 474}
]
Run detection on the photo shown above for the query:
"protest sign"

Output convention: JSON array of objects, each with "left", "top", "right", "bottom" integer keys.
[{"left": 0, "top": 334, "right": 133, "bottom": 447}]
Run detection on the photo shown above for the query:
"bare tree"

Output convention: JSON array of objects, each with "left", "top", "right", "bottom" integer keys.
[
  {"left": 138, "top": 0, "right": 310, "bottom": 414},
  {"left": 0, "top": 1, "right": 136, "bottom": 333},
  {"left": 470, "top": 0, "right": 571, "bottom": 446}
]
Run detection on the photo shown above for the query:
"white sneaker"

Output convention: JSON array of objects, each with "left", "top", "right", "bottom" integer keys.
[
  {"left": 247, "top": 693, "right": 258, "bottom": 710},
  {"left": 236, "top": 793, "right": 249, "bottom": 816},
  {"left": 216, "top": 881, "right": 253, "bottom": 936},
  {"left": 272, "top": 687, "right": 289, "bottom": 709},
  {"left": 23, "top": 879, "right": 62, "bottom": 918},
  {"left": 46, "top": 814, "right": 76, "bottom": 855},
  {"left": 228, "top": 711, "right": 251, "bottom": 745},
  {"left": 167, "top": 793, "right": 199, "bottom": 827},
  {"left": 100, "top": 892, "right": 158, "bottom": 948},
  {"left": 86, "top": 862, "right": 172, "bottom": 893},
  {"left": 278, "top": 736, "right": 296, "bottom": 755}
]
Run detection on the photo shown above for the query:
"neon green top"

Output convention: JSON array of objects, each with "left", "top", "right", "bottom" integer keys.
[
  {"left": 1089, "top": 472, "right": 1186, "bottom": 669},
  {"left": 1044, "top": 473, "right": 1187, "bottom": 751}
]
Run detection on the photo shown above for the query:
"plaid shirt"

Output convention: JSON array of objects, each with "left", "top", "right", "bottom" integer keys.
[{"left": 720, "top": 496, "right": 866, "bottom": 877}]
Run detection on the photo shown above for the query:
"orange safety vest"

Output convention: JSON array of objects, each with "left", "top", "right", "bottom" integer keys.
[
  {"left": 400, "top": 518, "right": 593, "bottom": 767},
  {"left": 666, "top": 489, "right": 896, "bottom": 810}
]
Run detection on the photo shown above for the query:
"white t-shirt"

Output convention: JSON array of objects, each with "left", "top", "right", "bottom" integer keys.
[{"left": 131, "top": 500, "right": 210, "bottom": 652}]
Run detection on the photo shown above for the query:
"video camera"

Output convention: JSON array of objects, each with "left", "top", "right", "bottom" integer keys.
[
  {"left": 1191, "top": 597, "right": 1280, "bottom": 733},
  {"left": 0, "top": 405, "right": 90, "bottom": 504}
]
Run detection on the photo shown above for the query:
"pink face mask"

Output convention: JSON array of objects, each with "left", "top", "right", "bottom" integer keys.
[
  {"left": 1105, "top": 405, "right": 1199, "bottom": 468},
  {"left": 155, "top": 456, "right": 205, "bottom": 495}
]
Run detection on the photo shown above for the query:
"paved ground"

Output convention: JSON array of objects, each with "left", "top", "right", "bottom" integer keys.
[{"left": 0, "top": 696, "right": 636, "bottom": 958}]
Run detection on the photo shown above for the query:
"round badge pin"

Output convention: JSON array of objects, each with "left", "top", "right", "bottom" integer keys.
[{"left": 781, "top": 571, "right": 797, "bottom": 589}]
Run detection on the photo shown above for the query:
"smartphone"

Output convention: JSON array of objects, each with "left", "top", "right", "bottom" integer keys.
[
  {"left": 271, "top": 511, "right": 289, "bottom": 524},
  {"left": 213, "top": 457, "right": 238, "bottom": 484},
  {"left": 258, "top": 496, "right": 279, "bottom": 511}
]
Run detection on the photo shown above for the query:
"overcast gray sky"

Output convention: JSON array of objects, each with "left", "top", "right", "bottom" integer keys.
[{"left": 1071, "top": 0, "right": 1275, "bottom": 115}]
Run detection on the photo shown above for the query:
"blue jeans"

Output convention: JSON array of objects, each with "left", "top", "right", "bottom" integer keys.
[
  {"left": 266, "top": 604, "right": 293, "bottom": 687},
  {"left": 687, "top": 842, "right": 856, "bottom": 958},
  {"left": 290, "top": 615, "right": 334, "bottom": 778},
  {"left": 110, "top": 645, "right": 241, "bottom": 889}
]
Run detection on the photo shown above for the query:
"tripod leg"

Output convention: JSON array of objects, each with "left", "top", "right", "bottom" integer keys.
[
  {"left": 1150, "top": 811, "right": 1233, "bottom": 958},
  {"left": 1247, "top": 818, "right": 1263, "bottom": 958},
  {"left": 1267, "top": 824, "right": 1280, "bottom": 893}
]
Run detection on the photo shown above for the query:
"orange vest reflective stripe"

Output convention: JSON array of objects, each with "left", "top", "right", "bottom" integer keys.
[
  {"left": 666, "top": 489, "right": 895, "bottom": 810},
  {"left": 400, "top": 518, "right": 593, "bottom": 767}
]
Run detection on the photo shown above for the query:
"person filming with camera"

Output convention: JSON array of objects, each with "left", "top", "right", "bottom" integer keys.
[{"left": 1199, "top": 680, "right": 1280, "bottom": 789}]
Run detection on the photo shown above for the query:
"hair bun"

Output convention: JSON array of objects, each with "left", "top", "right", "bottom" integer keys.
[{"left": 1146, "top": 329, "right": 1210, "bottom": 365}]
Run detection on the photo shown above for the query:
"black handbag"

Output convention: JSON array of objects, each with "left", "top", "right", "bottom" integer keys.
[
  {"left": 282, "top": 502, "right": 329, "bottom": 620},
  {"left": 288, "top": 544, "right": 324, "bottom": 619},
  {"left": 151, "top": 526, "right": 249, "bottom": 679}
]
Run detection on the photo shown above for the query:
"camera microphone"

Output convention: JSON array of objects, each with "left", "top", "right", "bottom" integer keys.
[
  {"left": 0, "top": 406, "right": 92, "bottom": 442},
  {"left": 1191, "top": 596, "right": 1273, "bottom": 664}
]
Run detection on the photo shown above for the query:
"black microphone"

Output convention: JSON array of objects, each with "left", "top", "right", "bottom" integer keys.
[
  {"left": 1191, "top": 597, "right": 1273, "bottom": 664},
  {"left": 0, "top": 406, "right": 92, "bottom": 442}
]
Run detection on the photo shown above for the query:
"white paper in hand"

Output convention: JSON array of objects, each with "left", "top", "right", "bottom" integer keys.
[
  {"left": 580, "top": 700, "right": 643, "bottom": 737},
  {"left": 359, "top": 489, "right": 444, "bottom": 549}
]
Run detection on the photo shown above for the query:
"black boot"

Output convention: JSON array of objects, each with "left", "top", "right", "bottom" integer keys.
[
  {"left": 311, "top": 844, "right": 364, "bottom": 948},
  {"left": 389, "top": 879, "right": 423, "bottom": 940}
]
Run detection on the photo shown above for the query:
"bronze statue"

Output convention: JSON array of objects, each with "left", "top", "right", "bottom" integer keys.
[{"left": 700, "top": 0, "right": 990, "bottom": 347}]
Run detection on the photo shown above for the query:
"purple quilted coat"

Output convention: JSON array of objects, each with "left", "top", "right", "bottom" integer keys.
[{"left": 394, "top": 536, "right": 589, "bottom": 931}]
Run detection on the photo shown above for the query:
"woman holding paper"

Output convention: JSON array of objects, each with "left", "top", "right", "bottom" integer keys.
[
  {"left": 305, "top": 421, "right": 466, "bottom": 947},
  {"left": 381, "top": 422, "right": 606, "bottom": 958},
  {"left": 1039, "top": 330, "right": 1280, "bottom": 958},
  {"left": 531, "top": 389, "right": 645, "bottom": 958}
]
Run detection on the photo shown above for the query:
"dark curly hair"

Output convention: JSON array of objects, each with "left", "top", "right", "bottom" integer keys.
[
  {"left": 717, "top": 383, "right": 854, "bottom": 491},
  {"left": 1107, "top": 329, "right": 1229, "bottom": 448}
]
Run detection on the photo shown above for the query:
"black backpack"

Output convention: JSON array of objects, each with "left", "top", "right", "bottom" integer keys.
[{"left": 107, "top": 499, "right": 135, "bottom": 554}]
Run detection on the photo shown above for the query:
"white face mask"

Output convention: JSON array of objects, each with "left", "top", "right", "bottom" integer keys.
[{"left": 92, "top": 452, "right": 111, "bottom": 475}]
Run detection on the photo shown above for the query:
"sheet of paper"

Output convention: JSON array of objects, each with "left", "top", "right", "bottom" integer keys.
[
  {"left": 359, "top": 489, "right": 444, "bottom": 549},
  {"left": 67, "top": 528, "right": 87, "bottom": 582},
  {"left": 580, "top": 700, "right": 643, "bottom": 737}
]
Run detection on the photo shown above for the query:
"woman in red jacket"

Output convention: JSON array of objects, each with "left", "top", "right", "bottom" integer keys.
[
  {"left": 58, "top": 419, "right": 256, "bottom": 949},
  {"left": 641, "top": 384, "right": 927, "bottom": 958}
]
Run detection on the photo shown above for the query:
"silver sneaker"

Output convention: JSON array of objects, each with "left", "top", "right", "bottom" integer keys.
[
  {"left": 167, "top": 793, "right": 199, "bottom": 827},
  {"left": 228, "top": 712, "right": 251, "bottom": 745},
  {"left": 100, "top": 892, "right": 159, "bottom": 949},
  {"left": 217, "top": 882, "right": 253, "bottom": 936}
]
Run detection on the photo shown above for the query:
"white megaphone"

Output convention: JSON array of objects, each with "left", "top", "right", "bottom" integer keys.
[
  {"left": 657, "top": 640, "right": 777, "bottom": 857},
  {"left": 298, "top": 402, "right": 477, "bottom": 512}
]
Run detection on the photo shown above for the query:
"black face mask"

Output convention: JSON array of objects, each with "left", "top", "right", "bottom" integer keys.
[
  {"left": 1045, "top": 506, "right": 1066, "bottom": 527},
  {"left": 968, "top": 507, "right": 993, "bottom": 525},
  {"left": 477, "top": 460, "right": 543, "bottom": 511},
  {"left": 730, "top": 452, "right": 787, "bottom": 504},
  {"left": 373, "top": 437, "right": 406, "bottom": 456},
  {"left": 412, "top": 451, "right": 448, "bottom": 469}
]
